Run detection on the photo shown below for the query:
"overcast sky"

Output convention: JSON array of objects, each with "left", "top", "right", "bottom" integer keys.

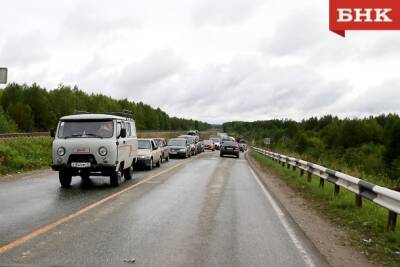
[{"left": 1, "top": 0, "right": 400, "bottom": 123}]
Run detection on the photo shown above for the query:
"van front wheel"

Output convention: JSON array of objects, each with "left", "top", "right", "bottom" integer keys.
[
  {"left": 110, "top": 170, "right": 122, "bottom": 187},
  {"left": 124, "top": 165, "right": 134, "bottom": 180},
  {"left": 59, "top": 170, "right": 72, "bottom": 188}
]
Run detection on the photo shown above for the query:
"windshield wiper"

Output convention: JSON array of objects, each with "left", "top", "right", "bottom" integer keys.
[
  {"left": 85, "top": 133, "right": 104, "bottom": 139},
  {"left": 64, "top": 134, "right": 83, "bottom": 139}
]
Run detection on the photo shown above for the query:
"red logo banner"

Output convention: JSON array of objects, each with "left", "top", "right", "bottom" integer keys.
[{"left": 330, "top": 0, "right": 400, "bottom": 37}]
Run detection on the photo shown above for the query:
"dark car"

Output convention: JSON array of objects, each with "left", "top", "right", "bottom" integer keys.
[
  {"left": 168, "top": 138, "right": 191, "bottom": 158},
  {"left": 154, "top": 138, "right": 170, "bottom": 162},
  {"left": 220, "top": 141, "right": 240, "bottom": 158}
]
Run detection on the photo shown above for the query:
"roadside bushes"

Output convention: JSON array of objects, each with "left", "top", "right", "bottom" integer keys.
[{"left": 0, "top": 137, "right": 52, "bottom": 175}]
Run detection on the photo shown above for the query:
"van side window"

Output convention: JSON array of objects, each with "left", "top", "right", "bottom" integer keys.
[
  {"left": 152, "top": 141, "right": 157, "bottom": 150},
  {"left": 116, "top": 122, "right": 122, "bottom": 136},
  {"left": 125, "top": 122, "right": 131, "bottom": 136},
  {"left": 130, "top": 122, "right": 137, "bottom": 137}
]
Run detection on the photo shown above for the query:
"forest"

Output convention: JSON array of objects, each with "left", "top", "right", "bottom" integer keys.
[
  {"left": 0, "top": 83, "right": 210, "bottom": 132},
  {"left": 223, "top": 115, "right": 400, "bottom": 183}
]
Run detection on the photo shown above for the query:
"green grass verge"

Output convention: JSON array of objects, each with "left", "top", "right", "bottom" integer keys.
[
  {"left": 251, "top": 150, "right": 400, "bottom": 266},
  {"left": 0, "top": 137, "right": 52, "bottom": 175}
]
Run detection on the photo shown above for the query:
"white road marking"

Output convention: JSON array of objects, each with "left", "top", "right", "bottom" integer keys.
[{"left": 249, "top": 167, "right": 315, "bottom": 267}]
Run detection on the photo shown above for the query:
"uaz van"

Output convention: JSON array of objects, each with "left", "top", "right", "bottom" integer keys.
[{"left": 51, "top": 112, "right": 138, "bottom": 187}]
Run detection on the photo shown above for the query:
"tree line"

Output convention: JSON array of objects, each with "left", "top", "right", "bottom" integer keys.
[
  {"left": 223, "top": 115, "right": 400, "bottom": 182},
  {"left": 0, "top": 83, "right": 210, "bottom": 133}
]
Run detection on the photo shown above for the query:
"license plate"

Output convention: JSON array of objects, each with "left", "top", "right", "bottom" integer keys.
[
  {"left": 71, "top": 162, "right": 91, "bottom": 168},
  {"left": 226, "top": 147, "right": 233, "bottom": 150},
  {"left": 170, "top": 151, "right": 177, "bottom": 154}
]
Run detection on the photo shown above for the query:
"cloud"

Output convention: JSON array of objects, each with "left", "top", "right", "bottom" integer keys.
[
  {"left": 0, "top": 32, "right": 48, "bottom": 67},
  {"left": 116, "top": 48, "right": 185, "bottom": 99},
  {"left": 192, "top": 0, "right": 264, "bottom": 26}
]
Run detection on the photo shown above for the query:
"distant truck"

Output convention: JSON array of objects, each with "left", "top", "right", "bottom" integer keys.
[{"left": 51, "top": 112, "right": 138, "bottom": 187}]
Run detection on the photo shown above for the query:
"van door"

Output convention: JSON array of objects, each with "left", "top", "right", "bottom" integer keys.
[
  {"left": 124, "top": 121, "right": 138, "bottom": 166},
  {"left": 116, "top": 121, "right": 129, "bottom": 170}
]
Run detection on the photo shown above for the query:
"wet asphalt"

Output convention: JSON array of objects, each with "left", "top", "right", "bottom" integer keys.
[{"left": 0, "top": 151, "right": 329, "bottom": 267}]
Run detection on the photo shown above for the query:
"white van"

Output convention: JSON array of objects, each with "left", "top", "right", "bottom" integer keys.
[{"left": 51, "top": 112, "right": 138, "bottom": 187}]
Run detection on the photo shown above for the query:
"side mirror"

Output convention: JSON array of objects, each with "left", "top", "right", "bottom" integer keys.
[
  {"left": 120, "top": 128, "right": 127, "bottom": 138},
  {"left": 50, "top": 128, "right": 55, "bottom": 138}
]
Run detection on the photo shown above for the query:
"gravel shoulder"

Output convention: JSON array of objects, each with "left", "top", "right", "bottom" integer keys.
[{"left": 246, "top": 152, "right": 376, "bottom": 267}]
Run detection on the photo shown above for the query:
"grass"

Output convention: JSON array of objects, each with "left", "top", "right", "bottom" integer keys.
[
  {"left": 0, "top": 137, "right": 52, "bottom": 175},
  {"left": 251, "top": 150, "right": 400, "bottom": 266}
]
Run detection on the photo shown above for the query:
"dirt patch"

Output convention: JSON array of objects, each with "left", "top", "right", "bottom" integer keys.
[{"left": 246, "top": 153, "right": 377, "bottom": 267}]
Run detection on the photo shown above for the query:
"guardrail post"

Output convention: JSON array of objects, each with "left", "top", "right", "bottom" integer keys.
[
  {"left": 307, "top": 172, "right": 312, "bottom": 183},
  {"left": 355, "top": 194, "right": 362, "bottom": 208},
  {"left": 334, "top": 184, "right": 340, "bottom": 195},
  {"left": 287, "top": 161, "right": 290, "bottom": 169},
  {"left": 300, "top": 169, "right": 304, "bottom": 176},
  {"left": 387, "top": 211, "right": 397, "bottom": 232},
  {"left": 292, "top": 164, "right": 296, "bottom": 171},
  {"left": 281, "top": 161, "right": 285, "bottom": 167},
  {"left": 319, "top": 178, "right": 324, "bottom": 188}
]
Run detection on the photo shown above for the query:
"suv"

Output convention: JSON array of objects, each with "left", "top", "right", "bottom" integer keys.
[
  {"left": 154, "top": 138, "right": 170, "bottom": 162},
  {"left": 137, "top": 139, "right": 163, "bottom": 170},
  {"left": 51, "top": 112, "right": 138, "bottom": 187}
]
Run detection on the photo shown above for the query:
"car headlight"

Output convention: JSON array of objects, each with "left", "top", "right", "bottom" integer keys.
[
  {"left": 57, "top": 147, "right": 66, "bottom": 156},
  {"left": 98, "top": 147, "right": 108, "bottom": 156}
]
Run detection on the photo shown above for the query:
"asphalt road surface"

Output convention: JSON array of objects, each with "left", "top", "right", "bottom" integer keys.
[{"left": 0, "top": 151, "right": 329, "bottom": 267}]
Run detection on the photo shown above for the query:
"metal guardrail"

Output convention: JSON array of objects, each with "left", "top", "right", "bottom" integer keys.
[{"left": 253, "top": 147, "right": 400, "bottom": 231}]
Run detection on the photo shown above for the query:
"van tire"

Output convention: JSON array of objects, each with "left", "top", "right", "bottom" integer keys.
[
  {"left": 59, "top": 170, "right": 72, "bottom": 188},
  {"left": 148, "top": 158, "right": 153, "bottom": 170},
  {"left": 110, "top": 170, "right": 122, "bottom": 187},
  {"left": 124, "top": 165, "right": 134, "bottom": 180}
]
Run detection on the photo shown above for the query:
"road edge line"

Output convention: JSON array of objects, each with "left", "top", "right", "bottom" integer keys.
[{"left": 248, "top": 164, "right": 316, "bottom": 267}]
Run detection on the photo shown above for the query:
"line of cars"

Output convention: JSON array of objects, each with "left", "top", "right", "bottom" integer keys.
[
  {"left": 50, "top": 112, "right": 208, "bottom": 188},
  {"left": 50, "top": 111, "right": 247, "bottom": 188}
]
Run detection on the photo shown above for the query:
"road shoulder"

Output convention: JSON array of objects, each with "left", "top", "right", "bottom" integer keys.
[{"left": 246, "top": 152, "right": 376, "bottom": 267}]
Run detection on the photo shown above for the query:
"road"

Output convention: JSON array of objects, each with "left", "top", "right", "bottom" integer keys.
[{"left": 0, "top": 151, "right": 329, "bottom": 267}]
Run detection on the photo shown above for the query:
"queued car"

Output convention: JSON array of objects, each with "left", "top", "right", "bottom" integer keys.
[
  {"left": 209, "top": 137, "right": 221, "bottom": 150},
  {"left": 238, "top": 140, "right": 247, "bottom": 152},
  {"left": 196, "top": 140, "right": 205, "bottom": 154},
  {"left": 154, "top": 138, "right": 170, "bottom": 162},
  {"left": 137, "top": 138, "right": 162, "bottom": 170},
  {"left": 203, "top": 139, "right": 215, "bottom": 151},
  {"left": 178, "top": 135, "right": 197, "bottom": 155},
  {"left": 220, "top": 141, "right": 240, "bottom": 158},
  {"left": 187, "top": 130, "right": 200, "bottom": 142},
  {"left": 168, "top": 138, "right": 191, "bottom": 158}
]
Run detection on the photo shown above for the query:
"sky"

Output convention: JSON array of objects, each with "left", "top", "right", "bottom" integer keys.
[{"left": 0, "top": 0, "right": 399, "bottom": 124}]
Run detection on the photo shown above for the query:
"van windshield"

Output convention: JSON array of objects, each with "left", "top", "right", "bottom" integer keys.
[{"left": 58, "top": 120, "right": 114, "bottom": 138}]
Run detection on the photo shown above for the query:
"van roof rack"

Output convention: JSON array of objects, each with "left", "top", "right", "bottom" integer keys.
[{"left": 73, "top": 110, "right": 134, "bottom": 119}]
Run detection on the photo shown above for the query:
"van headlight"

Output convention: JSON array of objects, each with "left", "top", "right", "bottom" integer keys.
[
  {"left": 98, "top": 147, "right": 108, "bottom": 156},
  {"left": 57, "top": 147, "right": 66, "bottom": 156}
]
